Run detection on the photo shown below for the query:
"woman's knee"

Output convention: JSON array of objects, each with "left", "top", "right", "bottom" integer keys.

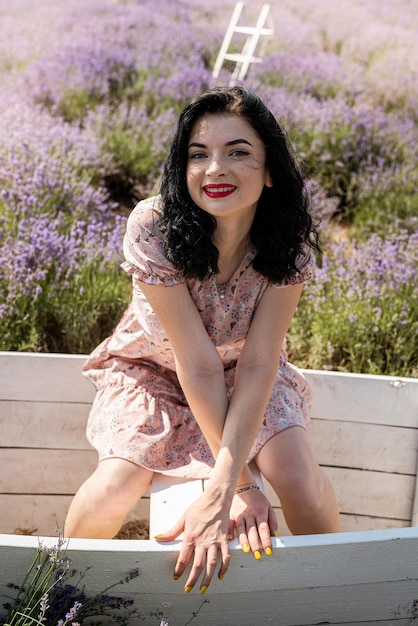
[
  {"left": 255, "top": 428, "right": 329, "bottom": 511},
  {"left": 275, "top": 463, "right": 328, "bottom": 511},
  {"left": 83, "top": 459, "right": 153, "bottom": 512}
]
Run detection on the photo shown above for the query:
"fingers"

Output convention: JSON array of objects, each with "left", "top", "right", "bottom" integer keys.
[
  {"left": 177, "top": 538, "right": 230, "bottom": 594},
  {"left": 268, "top": 505, "right": 279, "bottom": 537},
  {"left": 227, "top": 518, "right": 235, "bottom": 541},
  {"left": 154, "top": 517, "right": 185, "bottom": 542},
  {"left": 236, "top": 512, "right": 276, "bottom": 559},
  {"left": 174, "top": 540, "right": 195, "bottom": 582}
]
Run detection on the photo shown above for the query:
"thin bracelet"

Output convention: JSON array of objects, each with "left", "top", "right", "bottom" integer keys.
[{"left": 235, "top": 485, "right": 260, "bottom": 495}]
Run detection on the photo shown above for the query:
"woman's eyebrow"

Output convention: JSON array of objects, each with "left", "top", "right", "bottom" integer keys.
[
  {"left": 188, "top": 138, "right": 253, "bottom": 148},
  {"left": 226, "top": 138, "right": 253, "bottom": 147}
]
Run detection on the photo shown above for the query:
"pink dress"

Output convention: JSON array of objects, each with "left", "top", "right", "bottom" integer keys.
[{"left": 84, "top": 195, "right": 314, "bottom": 479}]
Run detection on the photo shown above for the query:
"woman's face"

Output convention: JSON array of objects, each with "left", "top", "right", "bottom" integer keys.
[{"left": 186, "top": 113, "right": 272, "bottom": 224}]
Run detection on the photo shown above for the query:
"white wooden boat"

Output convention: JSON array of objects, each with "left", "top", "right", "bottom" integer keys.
[{"left": 1, "top": 351, "right": 418, "bottom": 625}]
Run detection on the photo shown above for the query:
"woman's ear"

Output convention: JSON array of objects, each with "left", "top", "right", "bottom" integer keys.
[{"left": 265, "top": 170, "right": 273, "bottom": 188}]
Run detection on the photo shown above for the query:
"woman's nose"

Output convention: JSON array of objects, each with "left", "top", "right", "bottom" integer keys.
[{"left": 206, "top": 156, "right": 226, "bottom": 176}]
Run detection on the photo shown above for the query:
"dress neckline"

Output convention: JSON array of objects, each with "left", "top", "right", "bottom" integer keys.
[{"left": 214, "top": 245, "right": 256, "bottom": 299}]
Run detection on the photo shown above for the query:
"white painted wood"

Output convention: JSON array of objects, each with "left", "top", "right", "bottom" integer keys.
[
  {"left": 411, "top": 444, "right": 418, "bottom": 525},
  {"left": 0, "top": 351, "right": 92, "bottom": 402},
  {"left": 309, "top": 418, "right": 418, "bottom": 474},
  {"left": 2, "top": 352, "right": 418, "bottom": 624},
  {"left": 1, "top": 352, "right": 418, "bottom": 536},
  {"left": 264, "top": 466, "right": 414, "bottom": 521},
  {"left": 150, "top": 463, "right": 264, "bottom": 537},
  {"left": 2, "top": 528, "right": 418, "bottom": 625},
  {"left": 2, "top": 353, "right": 416, "bottom": 426},
  {"left": 212, "top": 2, "right": 274, "bottom": 83},
  {"left": 0, "top": 495, "right": 149, "bottom": 536},
  {"left": 212, "top": 1, "right": 244, "bottom": 79},
  {"left": 150, "top": 474, "right": 205, "bottom": 537},
  {"left": 0, "top": 400, "right": 92, "bottom": 448},
  {"left": 302, "top": 368, "right": 418, "bottom": 427},
  {"left": 267, "top": 498, "right": 411, "bottom": 535},
  {"left": 0, "top": 448, "right": 98, "bottom": 493}
]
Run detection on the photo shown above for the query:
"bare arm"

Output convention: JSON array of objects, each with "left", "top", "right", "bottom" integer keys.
[
  {"left": 139, "top": 281, "right": 230, "bottom": 465},
  {"left": 213, "top": 281, "right": 304, "bottom": 487},
  {"left": 139, "top": 280, "right": 303, "bottom": 590}
]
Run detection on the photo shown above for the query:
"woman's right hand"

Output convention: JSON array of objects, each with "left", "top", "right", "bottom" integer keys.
[
  {"left": 154, "top": 489, "right": 232, "bottom": 593},
  {"left": 228, "top": 486, "right": 278, "bottom": 558}
]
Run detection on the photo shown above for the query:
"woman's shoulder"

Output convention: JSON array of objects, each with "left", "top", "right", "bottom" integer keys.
[
  {"left": 123, "top": 195, "right": 185, "bottom": 286},
  {"left": 128, "top": 195, "right": 164, "bottom": 234}
]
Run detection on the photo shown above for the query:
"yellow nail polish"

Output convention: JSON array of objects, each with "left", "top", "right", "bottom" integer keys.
[
  {"left": 173, "top": 575, "right": 179, "bottom": 580},
  {"left": 153, "top": 533, "right": 164, "bottom": 539},
  {"left": 218, "top": 574, "right": 224, "bottom": 581},
  {"left": 227, "top": 533, "right": 233, "bottom": 540},
  {"left": 273, "top": 530, "right": 279, "bottom": 537},
  {"left": 242, "top": 544, "right": 250, "bottom": 553},
  {"left": 200, "top": 586, "right": 207, "bottom": 595},
  {"left": 185, "top": 586, "right": 192, "bottom": 593},
  {"left": 254, "top": 551, "right": 262, "bottom": 560},
  {"left": 265, "top": 547, "right": 273, "bottom": 557}
]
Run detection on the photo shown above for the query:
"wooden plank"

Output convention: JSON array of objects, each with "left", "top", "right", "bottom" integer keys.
[
  {"left": 150, "top": 474, "right": 205, "bottom": 537},
  {"left": 2, "top": 403, "right": 418, "bottom": 470},
  {"left": 303, "top": 368, "right": 418, "bottom": 427},
  {"left": 150, "top": 472, "right": 412, "bottom": 540},
  {"left": 0, "top": 495, "right": 149, "bottom": 536},
  {"left": 150, "top": 464, "right": 264, "bottom": 537},
  {"left": 0, "top": 449, "right": 98, "bottom": 494},
  {"left": 0, "top": 401, "right": 92, "bottom": 448},
  {"left": 2, "top": 528, "right": 418, "bottom": 625},
  {"left": 2, "top": 353, "right": 417, "bottom": 426},
  {"left": 273, "top": 507, "right": 410, "bottom": 535},
  {"left": 339, "top": 513, "right": 409, "bottom": 532},
  {"left": 150, "top": 487, "right": 409, "bottom": 539},
  {"left": 0, "top": 352, "right": 93, "bottom": 402},
  {"left": 264, "top": 467, "right": 414, "bottom": 521},
  {"left": 328, "top": 467, "right": 414, "bottom": 519},
  {"left": 309, "top": 419, "right": 418, "bottom": 474}
]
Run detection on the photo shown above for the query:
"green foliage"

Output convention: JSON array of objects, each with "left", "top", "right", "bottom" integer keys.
[
  {"left": 288, "top": 233, "right": 418, "bottom": 377},
  {"left": 1, "top": 259, "right": 130, "bottom": 354},
  {"left": 1, "top": 535, "right": 139, "bottom": 625},
  {"left": 291, "top": 115, "right": 409, "bottom": 222}
]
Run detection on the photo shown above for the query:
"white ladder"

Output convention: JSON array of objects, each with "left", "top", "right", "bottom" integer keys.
[{"left": 212, "top": 2, "right": 275, "bottom": 85}]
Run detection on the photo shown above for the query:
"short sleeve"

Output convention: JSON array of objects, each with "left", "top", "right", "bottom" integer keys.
[
  {"left": 121, "top": 196, "right": 185, "bottom": 287},
  {"left": 269, "top": 248, "right": 315, "bottom": 289}
]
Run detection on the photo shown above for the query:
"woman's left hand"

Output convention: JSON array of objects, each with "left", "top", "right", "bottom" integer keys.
[
  {"left": 228, "top": 487, "right": 278, "bottom": 558},
  {"left": 154, "top": 489, "right": 231, "bottom": 593}
]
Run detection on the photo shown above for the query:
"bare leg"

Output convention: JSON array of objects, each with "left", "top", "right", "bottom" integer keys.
[
  {"left": 255, "top": 427, "right": 341, "bottom": 534},
  {"left": 64, "top": 458, "right": 153, "bottom": 538}
]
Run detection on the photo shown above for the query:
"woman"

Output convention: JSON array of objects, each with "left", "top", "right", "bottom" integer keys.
[{"left": 65, "top": 86, "right": 340, "bottom": 593}]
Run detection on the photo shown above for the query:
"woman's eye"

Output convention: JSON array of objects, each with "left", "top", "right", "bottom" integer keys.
[
  {"left": 230, "top": 149, "right": 249, "bottom": 157},
  {"left": 189, "top": 152, "right": 207, "bottom": 160}
]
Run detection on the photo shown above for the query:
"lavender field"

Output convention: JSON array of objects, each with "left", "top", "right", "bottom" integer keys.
[{"left": 1, "top": 0, "right": 417, "bottom": 376}]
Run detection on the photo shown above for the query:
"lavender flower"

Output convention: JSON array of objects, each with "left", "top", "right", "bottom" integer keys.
[{"left": 0, "top": 0, "right": 416, "bottom": 375}]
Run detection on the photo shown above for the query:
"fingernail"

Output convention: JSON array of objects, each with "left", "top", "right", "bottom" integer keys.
[
  {"left": 265, "top": 547, "right": 273, "bottom": 557},
  {"left": 227, "top": 533, "right": 233, "bottom": 540},
  {"left": 153, "top": 534, "right": 163, "bottom": 539},
  {"left": 200, "top": 586, "right": 207, "bottom": 595},
  {"left": 254, "top": 551, "right": 262, "bottom": 560},
  {"left": 185, "top": 586, "right": 193, "bottom": 593},
  {"left": 273, "top": 530, "right": 279, "bottom": 537},
  {"left": 173, "top": 575, "right": 179, "bottom": 580},
  {"left": 242, "top": 544, "right": 250, "bottom": 553},
  {"left": 218, "top": 573, "right": 224, "bottom": 581}
]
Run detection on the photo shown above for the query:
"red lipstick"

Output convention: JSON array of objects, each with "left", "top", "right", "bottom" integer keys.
[{"left": 203, "top": 184, "right": 236, "bottom": 198}]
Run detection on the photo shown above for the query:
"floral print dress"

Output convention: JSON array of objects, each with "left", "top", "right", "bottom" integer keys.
[{"left": 83, "top": 195, "right": 314, "bottom": 479}]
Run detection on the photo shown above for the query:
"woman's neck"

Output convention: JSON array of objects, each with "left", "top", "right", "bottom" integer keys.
[{"left": 213, "top": 226, "right": 251, "bottom": 284}]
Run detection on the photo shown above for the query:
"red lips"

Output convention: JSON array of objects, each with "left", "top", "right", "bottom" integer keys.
[{"left": 203, "top": 184, "right": 236, "bottom": 198}]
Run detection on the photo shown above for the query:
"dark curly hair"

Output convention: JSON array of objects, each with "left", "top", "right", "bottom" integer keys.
[{"left": 159, "top": 85, "right": 319, "bottom": 282}]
